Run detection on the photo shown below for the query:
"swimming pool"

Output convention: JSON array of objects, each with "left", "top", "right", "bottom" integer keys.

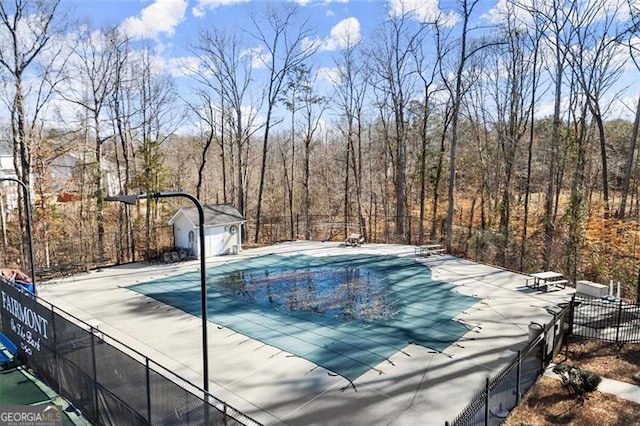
[
  {"left": 128, "top": 253, "right": 478, "bottom": 381},
  {"left": 218, "top": 265, "right": 397, "bottom": 322}
]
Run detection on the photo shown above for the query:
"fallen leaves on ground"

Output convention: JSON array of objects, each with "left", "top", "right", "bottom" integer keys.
[
  {"left": 504, "top": 339, "right": 640, "bottom": 426},
  {"left": 504, "top": 376, "right": 640, "bottom": 426},
  {"left": 554, "top": 339, "right": 640, "bottom": 384}
]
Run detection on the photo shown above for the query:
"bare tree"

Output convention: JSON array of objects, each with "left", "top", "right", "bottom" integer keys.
[
  {"left": 298, "top": 69, "right": 327, "bottom": 240},
  {"left": 432, "top": 20, "right": 457, "bottom": 241},
  {"left": 560, "top": 0, "right": 630, "bottom": 280},
  {"left": 136, "top": 47, "right": 181, "bottom": 255},
  {"left": 63, "top": 23, "right": 119, "bottom": 256},
  {"left": 619, "top": 94, "right": 640, "bottom": 219},
  {"left": 518, "top": 0, "right": 545, "bottom": 271},
  {"left": 533, "top": 0, "right": 574, "bottom": 270},
  {"left": 106, "top": 44, "right": 180, "bottom": 258},
  {"left": 0, "top": 0, "right": 66, "bottom": 266},
  {"left": 444, "top": 0, "right": 481, "bottom": 253},
  {"left": 411, "top": 18, "right": 445, "bottom": 244},
  {"left": 107, "top": 30, "right": 138, "bottom": 262},
  {"left": 184, "top": 90, "right": 220, "bottom": 201},
  {"left": 332, "top": 22, "right": 369, "bottom": 240},
  {"left": 191, "top": 28, "right": 260, "bottom": 228},
  {"left": 568, "top": 0, "right": 630, "bottom": 219},
  {"left": 0, "top": 0, "right": 63, "bottom": 185},
  {"left": 250, "top": 4, "right": 317, "bottom": 243},
  {"left": 485, "top": 6, "right": 535, "bottom": 267},
  {"left": 279, "top": 64, "right": 305, "bottom": 239},
  {"left": 618, "top": 1, "right": 640, "bottom": 219},
  {"left": 370, "top": 7, "right": 424, "bottom": 241}
]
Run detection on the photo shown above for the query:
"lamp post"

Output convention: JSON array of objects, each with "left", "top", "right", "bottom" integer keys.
[
  {"left": 0, "top": 177, "right": 36, "bottom": 292},
  {"left": 106, "top": 192, "right": 209, "bottom": 392}
]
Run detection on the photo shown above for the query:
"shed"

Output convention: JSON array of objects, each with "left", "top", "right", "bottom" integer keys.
[{"left": 167, "top": 204, "right": 245, "bottom": 258}]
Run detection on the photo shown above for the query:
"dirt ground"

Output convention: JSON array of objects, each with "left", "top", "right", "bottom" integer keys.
[{"left": 504, "top": 339, "right": 640, "bottom": 426}]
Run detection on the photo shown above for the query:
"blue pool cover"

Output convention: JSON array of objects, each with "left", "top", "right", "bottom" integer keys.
[{"left": 128, "top": 253, "right": 479, "bottom": 381}]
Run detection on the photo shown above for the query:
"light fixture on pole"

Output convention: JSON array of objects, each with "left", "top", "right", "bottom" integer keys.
[
  {"left": 0, "top": 177, "right": 36, "bottom": 293},
  {"left": 105, "top": 192, "right": 209, "bottom": 393}
]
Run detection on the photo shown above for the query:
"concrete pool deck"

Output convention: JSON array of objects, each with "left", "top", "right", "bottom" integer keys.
[{"left": 36, "top": 241, "right": 575, "bottom": 425}]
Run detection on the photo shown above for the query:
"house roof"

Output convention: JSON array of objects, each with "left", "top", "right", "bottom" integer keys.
[{"left": 168, "top": 204, "right": 245, "bottom": 227}]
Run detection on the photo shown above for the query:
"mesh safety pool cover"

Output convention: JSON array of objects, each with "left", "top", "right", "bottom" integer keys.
[{"left": 128, "top": 253, "right": 479, "bottom": 381}]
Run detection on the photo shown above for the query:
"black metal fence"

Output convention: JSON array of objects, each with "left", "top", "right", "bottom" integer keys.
[
  {"left": 447, "top": 294, "right": 640, "bottom": 425},
  {"left": 446, "top": 302, "right": 572, "bottom": 426},
  {"left": 570, "top": 296, "right": 640, "bottom": 343},
  {"left": 0, "top": 279, "right": 261, "bottom": 426}
]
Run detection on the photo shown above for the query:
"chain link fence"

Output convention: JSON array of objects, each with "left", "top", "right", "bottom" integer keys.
[{"left": 0, "top": 279, "right": 261, "bottom": 426}]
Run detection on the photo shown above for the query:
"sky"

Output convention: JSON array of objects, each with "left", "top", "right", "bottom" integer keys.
[
  {"left": 60, "top": 0, "right": 483, "bottom": 79},
  {"left": 39, "top": 0, "right": 640, "bottom": 124},
  {"left": 63, "top": 0, "right": 463, "bottom": 45},
  {"left": 53, "top": 0, "right": 486, "bottom": 131}
]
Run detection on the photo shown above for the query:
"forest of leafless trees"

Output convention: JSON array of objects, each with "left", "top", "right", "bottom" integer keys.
[{"left": 2, "top": 0, "right": 640, "bottom": 299}]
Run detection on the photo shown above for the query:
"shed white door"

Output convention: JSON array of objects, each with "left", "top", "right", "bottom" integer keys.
[{"left": 203, "top": 226, "right": 226, "bottom": 256}]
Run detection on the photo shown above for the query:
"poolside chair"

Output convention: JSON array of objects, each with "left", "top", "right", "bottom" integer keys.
[
  {"left": 0, "top": 332, "right": 18, "bottom": 368},
  {"left": 345, "top": 233, "right": 364, "bottom": 247}
]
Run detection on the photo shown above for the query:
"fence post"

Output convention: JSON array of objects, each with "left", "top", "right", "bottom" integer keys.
[
  {"left": 51, "top": 305, "right": 63, "bottom": 396},
  {"left": 484, "top": 377, "right": 490, "bottom": 425},
  {"left": 146, "top": 358, "right": 152, "bottom": 423},
  {"left": 516, "top": 350, "right": 522, "bottom": 405},
  {"left": 568, "top": 294, "right": 575, "bottom": 337},
  {"left": 90, "top": 327, "right": 99, "bottom": 423},
  {"left": 615, "top": 299, "right": 623, "bottom": 345},
  {"left": 540, "top": 325, "right": 546, "bottom": 372}
]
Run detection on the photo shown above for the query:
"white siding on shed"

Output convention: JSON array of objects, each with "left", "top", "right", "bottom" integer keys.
[
  {"left": 168, "top": 204, "right": 245, "bottom": 258},
  {"left": 172, "top": 214, "right": 196, "bottom": 254},
  {"left": 204, "top": 226, "right": 226, "bottom": 257}
]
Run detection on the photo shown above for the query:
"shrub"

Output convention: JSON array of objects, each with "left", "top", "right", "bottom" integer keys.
[{"left": 553, "top": 364, "right": 602, "bottom": 399}]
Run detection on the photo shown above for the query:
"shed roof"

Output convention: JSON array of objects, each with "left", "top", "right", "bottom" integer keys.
[{"left": 168, "top": 204, "right": 245, "bottom": 227}]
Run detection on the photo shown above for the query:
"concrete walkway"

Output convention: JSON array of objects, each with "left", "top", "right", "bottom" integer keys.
[
  {"left": 545, "top": 365, "right": 640, "bottom": 404},
  {"left": 36, "top": 241, "right": 576, "bottom": 425}
]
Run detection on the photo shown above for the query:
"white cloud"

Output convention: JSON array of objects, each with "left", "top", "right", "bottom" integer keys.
[
  {"left": 192, "top": 0, "right": 250, "bottom": 18},
  {"left": 484, "top": 0, "right": 550, "bottom": 29},
  {"left": 487, "top": 0, "right": 633, "bottom": 29},
  {"left": 120, "top": 0, "right": 187, "bottom": 39},
  {"left": 313, "top": 17, "right": 362, "bottom": 52},
  {"left": 292, "top": 0, "right": 349, "bottom": 5},
  {"left": 388, "top": 0, "right": 458, "bottom": 26},
  {"left": 607, "top": 94, "right": 638, "bottom": 121},
  {"left": 318, "top": 66, "right": 340, "bottom": 85},
  {"left": 165, "top": 56, "right": 202, "bottom": 78},
  {"left": 240, "top": 46, "right": 270, "bottom": 69}
]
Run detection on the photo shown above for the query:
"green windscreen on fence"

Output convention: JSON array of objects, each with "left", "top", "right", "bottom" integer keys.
[{"left": 128, "top": 253, "right": 479, "bottom": 381}]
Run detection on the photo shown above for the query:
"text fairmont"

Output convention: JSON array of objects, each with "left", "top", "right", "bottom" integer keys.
[{"left": 1, "top": 290, "right": 50, "bottom": 339}]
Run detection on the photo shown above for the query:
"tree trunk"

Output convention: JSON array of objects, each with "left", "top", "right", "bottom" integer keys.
[
  {"left": 544, "top": 60, "right": 563, "bottom": 270},
  {"left": 618, "top": 97, "right": 640, "bottom": 219},
  {"left": 618, "top": 93, "right": 640, "bottom": 219},
  {"left": 445, "top": 14, "right": 470, "bottom": 253}
]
